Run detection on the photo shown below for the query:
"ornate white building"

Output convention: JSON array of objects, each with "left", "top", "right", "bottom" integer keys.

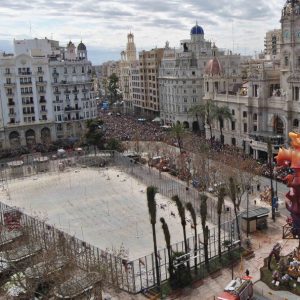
[
  {"left": 0, "top": 38, "right": 97, "bottom": 149},
  {"left": 158, "top": 24, "right": 241, "bottom": 130},
  {"left": 206, "top": 0, "right": 300, "bottom": 160}
]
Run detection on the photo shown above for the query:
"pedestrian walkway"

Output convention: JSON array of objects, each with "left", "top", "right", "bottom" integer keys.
[
  {"left": 174, "top": 215, "right": 299, "bottom": 300},
  {"left": 254, "top": 280, "right": 300, "bottom": 300}
]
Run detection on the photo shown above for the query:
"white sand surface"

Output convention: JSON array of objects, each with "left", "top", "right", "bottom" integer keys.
[{"left": 1, "top": 167, "right": 214, "bottom": 260}]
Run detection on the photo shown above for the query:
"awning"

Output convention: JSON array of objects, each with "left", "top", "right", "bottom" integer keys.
[
  {"left": 240, "top": 207, "right": 270, "bottom": 220},
  {"left": 152, "top": 117, "right": 161, "bottom": 122}
]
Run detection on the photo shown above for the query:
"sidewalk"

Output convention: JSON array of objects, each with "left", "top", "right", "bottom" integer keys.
[
  {"left": 254, "top": 280, "right": 300, "bottom": 300},
  {"left": 175, "top": 215, "right": 298, "bottom": 300}
]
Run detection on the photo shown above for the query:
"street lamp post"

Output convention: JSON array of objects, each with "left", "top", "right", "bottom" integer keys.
[{"left": 268, "top": 142, "right": 276, "bottom": 222}]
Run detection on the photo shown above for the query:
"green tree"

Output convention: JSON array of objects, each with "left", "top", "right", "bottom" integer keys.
[
  {"left": 214, "top": 106, "right": 232, "bottom": 144},
  {"left": 200, "top": 194, "right": 209, "bottom": 269},
  {"left": 217, "top": 187, "right": 226, "bottom": 261},
  {"left": 160, "top": 218, "right": 174, "bottom": 281},
  {"left": 229, "top": 177, "right": 241, "bottom": 244},
  {"left": 170, "top": 123, "right": 186, "bottom": 154},
  {"left": 105, "top": 138, "right": 123, "bottom": 152},
  {"left": 85, "top": 119, "right": 105, "bottom": 155},
  {"left": 108, "top": 73, "right": 119, "bottom": 103},
  {"left": 146, "top": 186, "right": 160, "bottom": 289},
  {"left": 186, "top": 202, "right": 198, "bottom": 274},
  {"left": 192, "top": 101, "right": 218, "bottom": 141},
  {"left": 188, "top": 105, "right": 204, "bottom": 133},
  {"left": 172, "top": 195, "right": 190, "bottom": 272}
]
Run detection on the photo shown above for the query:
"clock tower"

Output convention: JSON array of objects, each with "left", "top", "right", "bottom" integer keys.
[{"left": 280, "top": 0, "right": 300, "bottom": 100}]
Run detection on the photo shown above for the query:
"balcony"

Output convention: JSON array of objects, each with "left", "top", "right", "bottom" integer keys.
[
  {"left": 21, "top": 91, "right": 33, "bottom": 95},
  {"left": 38, "top": 89, "right": 46, "bottom": 94},
  {"left": 64, "top": 106, "right": 81, "bottom": 112},
  {"left": 64, "top": 89, "right": 71, "bottom": 94},
  {"left": 20, "top": 81, "right": 32, "bottom": 85},
  {"left": 54, "top": 90, "right": 61, "bottom": 95},
  {"left": 37, "top": 70, "right": 44, "bottom": 75},
  {"left": 8, "top": 102, "right": 15, "bottom": 106},
  {"left": 4, "top": 82, "right": 15, "bottom": 87},
  {"left": 18, "top": 71, "right": 32, "bottom": 75},
  {"left": 82, "top": 88, "right": 88, "bottom": 93},
  {"left": 39, "top": 99, "right": 46, "bottom": 103},
  {"left": 8, "top": 112, "right": 16, "bottom": 117},
  {"left": 6, "top": 92, "right": 14, "bottom": 96},
  {"left": 40, "top": 109, "right": 48, "bottom": 114},
  {"left": 72, "top": 89, "right": 79, "bottom": 94},
  {"left": 52, "top": 72, "right": 59, "bottom": 77},
  {"left": 23, "top": 111, "right": 35, "bottom": 115},
  {"left": 22, "top": 101, "right": 34, "bottom": 105},
  {"left": 36, "top": 81, "right": 47, "bottom": 85}
]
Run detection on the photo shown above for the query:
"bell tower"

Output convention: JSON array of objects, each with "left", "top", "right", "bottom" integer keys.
[{"left": 126, "top": 32, "right": 136, "bottom": 62}]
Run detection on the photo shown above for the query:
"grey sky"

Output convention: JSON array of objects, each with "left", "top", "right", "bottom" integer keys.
[{"left": 0, "top": 0, "right": 286, "bottom": 64}]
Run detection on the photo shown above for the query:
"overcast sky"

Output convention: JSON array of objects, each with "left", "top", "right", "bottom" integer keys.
[{"left": 0, "top": 0, "right": 286, "bottom": 64}]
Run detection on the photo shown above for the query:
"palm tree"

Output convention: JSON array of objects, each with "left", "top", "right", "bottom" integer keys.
[
  {"left": 229, "top": 177, "right": 241, "bottom": 244},
  {"left": 188, "top": 105, "right": 204, "bottom": 133},
  {"left": 186, "top": 202, "right": 198, "bottom": 274},
  {"left": 195, "top": 100, "right": 218, "bottom": 141},
  {"left": 170, "top": 123, "right": 186, "bottom": 154},
  {"left": 160, "top": 218, "right": 174, "bottom": 279},
  {"left": 217, "top": 187, "right": 226, "bottom": 261},
  {"left": 146, "top": 186, "right": 160, "bottom": 289},
  {"left": 200, "top": 194, "right": 209, "bottom": 269},
  {"left": 214, "top": 106, "right": 232, "bottom": 144},
  {"left": 172, "top": 195, "right": 190, "bottom": 271}
]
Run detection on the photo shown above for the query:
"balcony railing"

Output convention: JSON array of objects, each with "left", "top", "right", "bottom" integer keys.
[
  {"left": 8, "top": 102, "right": 15, "bottom": 106},
  {"left": 4, "top": 83, "right": 15, "bottom": 87},
  {"left": 52, "top": 72, "right": 59, "bottom": 77},
  {"left": 54, "top": 90, "right": 61, "bottom": 95},
  {"left": 40, "top": 99, "right": 46, "bottom": 103},
  {"left": 36, "top": 81, "right": 47, "bottom": 85},
  {"left": 21, "top": 91, "right": 33, "bottom": 95},
  {"left": 64, "top": 106, "right": 81, "bottom": 111},
  {"left": 20, "top": 81, "right": 32, "bottom": 85},
  {"left": 18, "top": 71, "right": 32, "bottom": 75},
  {"left": 40, "top": 109, "right": 48, "bottom": 113}
]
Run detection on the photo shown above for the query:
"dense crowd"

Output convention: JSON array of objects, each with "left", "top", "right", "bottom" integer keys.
[
  {"left": 99, "top": 111, "right": 166, "bottom": 142},
  {"left": 99, "top": 111, "right": 257, "bottom": 166}
]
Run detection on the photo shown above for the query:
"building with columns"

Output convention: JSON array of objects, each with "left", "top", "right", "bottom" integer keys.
[
  {"left": 205, "top": 0, "right": 300, "bottom": 160},
  {"left": 0, "top": 38, "right": 97, "bottom": 150},
  {"left": 158, "top": 24, "right": 241, "bottom": 129}
]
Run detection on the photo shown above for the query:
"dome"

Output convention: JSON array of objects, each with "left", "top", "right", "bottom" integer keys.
[
  {"left": 205, "top": 57, "right": 223, "bottom": 76},
  {"left": 191, "top": 24, "right": 204, "bottom": 35},
  {"left": 67, "top": 41, "right": 75, "bottom": 48},
  {"left": 77, "top": 41, "right": 86, "bottom": 51}
]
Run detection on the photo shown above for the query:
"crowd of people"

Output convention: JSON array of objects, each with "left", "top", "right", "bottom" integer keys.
[{"left": 99, "top": 111, "right": 166, "bottom": 142}]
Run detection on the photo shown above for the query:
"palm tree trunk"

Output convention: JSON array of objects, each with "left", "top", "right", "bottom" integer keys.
[
  {"left": 152, "top": 223, "right": 161, "bottom": 288},
  {"left": 209, "top": 123, "right": 213, "bottom": 141},
  {"left": 218, "top": 214, "right": 221, "bottom": 261},
  {"left": 194, "top": 227, "right": 198, "bottom": 274},
  {"left": 204, "top": 226, "right": 210, "bottom": 270},
  {"left": 233, "top": 205, "right": 241, "bottom": 243},
  {"left": 183, "top": 225, "right": 190, "bottom": 271},
  {"left": 220, "top": 123, "right": 223, "bottom": 144},
  {"left": 167, "top": 246, "right": 173, "bottom": 279}
]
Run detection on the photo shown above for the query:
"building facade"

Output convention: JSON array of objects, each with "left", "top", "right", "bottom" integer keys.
[
  {"left": 0, "top": 38, "right": 97, "bottom": 150},
  {"left": 159, "top": 24, "right": 241, "bottom": 129},
  {"left": 206, "top": 0, "right": 300, "bottom": 160}
]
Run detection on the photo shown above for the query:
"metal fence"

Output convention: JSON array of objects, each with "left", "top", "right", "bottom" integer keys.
[{"left": 0, "top": 150, "right": 239, "bottom": 294}]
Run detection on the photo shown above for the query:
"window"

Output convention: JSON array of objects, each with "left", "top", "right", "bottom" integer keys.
[
  {"left": 5, "top": 68, "right": 10, "bottom": 74},
  {"left": 38, "top": 77, "right": 43, "bottom": 82},
  {"left": 231, "top": 121, "right": 235, "bottom": 131},
  {"left": 293, "top": 119, "right": 299, "bottom": 127},
  {"left": 243, "top": 123, "right": 247, "bottom": 133},
  {"left": 231, "top": 138, "right": 236, "bottom": 146},
  {"left": 38, "top": 67, "right": 42, "bottom": 73},
  {"left": 183, "top": 98, "right": 187, "bottom": 103},
  {"left": 243, "top": 111, "right": 247, "bottom": 118},
  {"left": 253, "top": 113, "right": 257, "bottom": 121},
  {"left": 253, "top": 125, "right": 257, "bottom": 132},
  {"left": 231, "top": 109, "right": 235, "bottom": 116},
  {"left": 64, "top": 67, "right": 67, "bottom": 74},
  {"left": 285, "top": 56, "right": 289, "bottom": 67}
]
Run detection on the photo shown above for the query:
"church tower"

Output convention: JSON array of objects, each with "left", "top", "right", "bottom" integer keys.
[
  {"left": 126, "top": 33, "right": 136, "bottom": 62},
  {"left": 280, "top": 0, "right": 300, "bottom": 100}
]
